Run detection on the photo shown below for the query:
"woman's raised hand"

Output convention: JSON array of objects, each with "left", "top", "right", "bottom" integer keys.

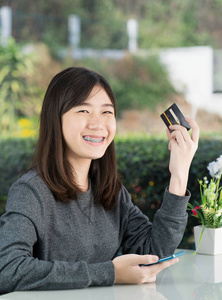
[
  {"left": 167, "top": 117, "right": 199, "bottom": 196},
  {"left": 112, "top": 254, "right": 178, "bottom": 284}
]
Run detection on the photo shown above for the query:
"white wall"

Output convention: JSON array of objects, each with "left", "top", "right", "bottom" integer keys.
[{"left": 159, "top": 46, "right": 222, "bottom": 118}]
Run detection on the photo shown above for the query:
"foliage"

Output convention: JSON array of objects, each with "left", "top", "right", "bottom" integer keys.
[
  {"left": 1, "top": 136, "right": 222, "bottom": 249},
  {"left": 188, "top": 155, "right": 222, "bottom": 228},
  {"left": 115, "top": 0, "right": 222, "bottom": 49},
  {"left": 139, "top": 1, "right": 212, "bottom": 48},
  {"left": 188, "top": 174, "right": 222, "bottom": 228},
  {"left": 187, "top": 155, "right": 222, "bottom": 253},
  {"left": 0, "top": 38, "right": 43, "bottom": 136},
  {"left": 80, "top": 1, "right": 127, "bottom": 49},
  {"left": 0, "top": 138, "right": 36, "bottom": 199},
  {"left": 115, "top": 135, "right": 169, "bottom": 217}
]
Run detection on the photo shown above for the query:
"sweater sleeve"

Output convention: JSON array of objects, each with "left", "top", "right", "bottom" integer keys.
[
  {"left": 0, "top": 183, "right": 115, "bottom": 295},
  {"left": 121, "top": 187, "right": 190, "bottom": 258}
]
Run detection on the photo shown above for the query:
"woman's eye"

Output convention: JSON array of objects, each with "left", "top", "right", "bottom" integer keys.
[
  {"left": 103, "top": 111, "right": 114, "bottom": 114},
  {"left": 78, "top": 110, "right": 89, "bottom": 113}
]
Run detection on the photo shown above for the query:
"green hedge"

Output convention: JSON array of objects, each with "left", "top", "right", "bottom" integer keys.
[
  {"left": 0, "top": 138, "right": 36, "bottom": 215},
  {"left": 1, "top": 136, "right": 222, "bottom": 249}
]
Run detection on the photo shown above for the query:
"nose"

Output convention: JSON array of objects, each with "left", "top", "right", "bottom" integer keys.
[{"left": 87, "top": 115, "right": 104, "bottom": 130}]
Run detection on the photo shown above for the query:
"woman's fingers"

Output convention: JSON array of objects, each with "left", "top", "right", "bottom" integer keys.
[
  {"left": 169, "top": 124, "right": 190, "bottom": 143},
  {"left": 185, "top": 117, "right": 200, "bottom": 144},
  {"left": 167, "top": 117, "right": 199, "bottom": 155},
  {"left": 137, "top": 254, "right": 159, "bottom": 265},
  {"left": 167, "top": 117, "right": 199, "bottom": 145},
  {"left": 140, "top": 257, "right": 179, "bottom": 283},
  {"left": 142, "top": 257, "right": 179, "bottom": 271}
]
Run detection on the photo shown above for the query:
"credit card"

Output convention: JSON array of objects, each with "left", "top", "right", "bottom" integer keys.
[{"left": 160, "top": 103, "right": 191, "bottom": 132}]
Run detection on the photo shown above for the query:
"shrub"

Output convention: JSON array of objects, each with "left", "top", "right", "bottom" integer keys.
[
  {"left": 0, "top": 138, "right": 36, "bottom": 204},
  {"left": 1, "top": 136, "right": 222, "bottom": 249}
]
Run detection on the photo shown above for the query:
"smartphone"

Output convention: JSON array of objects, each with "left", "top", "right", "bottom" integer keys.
[{"left": 139, "top": 250, "right": 185, "bottom": 267}]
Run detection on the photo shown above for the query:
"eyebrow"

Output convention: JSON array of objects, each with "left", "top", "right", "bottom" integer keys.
[{"left": 79, "top": 102, "right": 114, "bottom": 108}]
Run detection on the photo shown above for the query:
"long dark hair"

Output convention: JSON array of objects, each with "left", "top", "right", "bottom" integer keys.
[{"left": 33, "top": 67, "right": 122, "bottom": 210}]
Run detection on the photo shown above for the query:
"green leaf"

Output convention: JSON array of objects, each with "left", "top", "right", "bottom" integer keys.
[{"left": 0, "top": 65, "right": 10, "bottom": 83}]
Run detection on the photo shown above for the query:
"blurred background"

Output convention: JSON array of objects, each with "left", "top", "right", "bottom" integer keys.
[{"left": 0, "top": 0, "right": 222, "bottom": 249}]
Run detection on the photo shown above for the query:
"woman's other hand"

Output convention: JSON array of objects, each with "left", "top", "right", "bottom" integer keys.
[{"left": 112, "top": 254, "right": 178, "bottom": 284}]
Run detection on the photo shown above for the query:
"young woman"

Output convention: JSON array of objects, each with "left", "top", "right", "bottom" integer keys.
[{"left": 0, "top": 67, "right": 199, "bottom": 294}]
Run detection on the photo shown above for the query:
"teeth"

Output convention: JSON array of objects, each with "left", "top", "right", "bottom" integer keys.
[{"left": 83, "top": 136, "right": 104, "bottom": 143}]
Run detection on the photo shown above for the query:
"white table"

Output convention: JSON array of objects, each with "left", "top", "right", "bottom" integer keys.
[{"left": 1, "top": 249, "right": 222, "bottom": 300}]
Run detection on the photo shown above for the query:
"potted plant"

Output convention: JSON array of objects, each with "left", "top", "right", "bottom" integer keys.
[{"left": 188, "top": 155, "right": 222, "bottom": 255}]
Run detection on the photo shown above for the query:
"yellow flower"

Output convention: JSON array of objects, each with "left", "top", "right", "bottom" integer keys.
[
  {"left": 17, "top": 118, "right": 37, "bottom": 138},
  {"left": 20, "top": 129, "right": 36, "bottom": 138},
  {"left": 149, "top": 181, "right": 154, "bottom": 187},
  {"left": 18, "top": 118, "right": 32, "bottom": 128}
]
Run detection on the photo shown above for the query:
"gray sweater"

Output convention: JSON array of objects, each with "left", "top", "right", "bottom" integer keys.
[{"left": 0, "top": 170, "right": 190, "bottom": 294}]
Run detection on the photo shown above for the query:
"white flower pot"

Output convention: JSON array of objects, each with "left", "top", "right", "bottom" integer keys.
[{"left": 194, "top": 225, "right": 222, "bottom": 255}]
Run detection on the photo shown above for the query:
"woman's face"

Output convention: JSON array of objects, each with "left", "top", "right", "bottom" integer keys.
[{"left": 62, "top": 85, "right": 116, "bottom": 167}]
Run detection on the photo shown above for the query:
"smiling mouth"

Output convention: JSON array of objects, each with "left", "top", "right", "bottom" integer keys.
[{"left": 83, "top": 136, "right": 105, "bottom": 143}]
